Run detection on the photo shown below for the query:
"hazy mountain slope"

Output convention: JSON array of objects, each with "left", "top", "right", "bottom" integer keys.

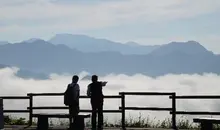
[
  {"left": 49, "top": 34, "right": 159, "bottom": 55},
  {"left": 0, "top": 40, "right": 219, "bottom": 77},
  {"left": 149, "top": 41, "right": 213, "bottom": 56},
  {"left": 0, "top": 39, "right": 82, "bottom": 73}
]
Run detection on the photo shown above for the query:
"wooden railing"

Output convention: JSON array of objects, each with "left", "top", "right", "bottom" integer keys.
[
  {"left": 119, "top": 92, "right": 176, "bottom": 129},
  {"left": 0, "top": 96, "right": 30, "bottom": 113},
  {"left": 2, "top": 92, "right": 220, "bottom": 129},
  {"left": 170, "top": 95, "right": 220, "bottom": 115},
  {"left": 0, "top": 96, "right": 31, "bottom": 125},
  {"left": 27, "top": 93, "right": 122, "bottom": 126}
]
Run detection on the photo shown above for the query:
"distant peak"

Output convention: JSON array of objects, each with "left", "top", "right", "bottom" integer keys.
[
  {"left": 150, "top": 40, "right": 212, "bottom": 56},
  {"left": 170, "top": 40, "right": 199, "bottom": 44},
  {"left": 186, "top": 40, "right": 200, "bottom": 44},
  {"left": 24, "top": 38, "right": 44, "bottom": 43},
  {"left": 126, "top": 41, "right": 140, "bottom": 46},
  {"left": 54, "top": 33, "right": 91, "bottom": 38},
  {"left": 168, "top": 40, "right": 203, "bottom": 47}
]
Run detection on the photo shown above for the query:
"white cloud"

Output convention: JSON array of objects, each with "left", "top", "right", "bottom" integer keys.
[{"left": 1, "top": 67, "right": 220, "bottom": 123}]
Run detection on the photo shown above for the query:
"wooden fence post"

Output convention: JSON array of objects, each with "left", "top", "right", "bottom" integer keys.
[
  {"left": 28, "top": 94, "right": 33, "bottom": 126},
  {"left": 171, "top": 93, "right": 177, "bottom": 130},
  {"left": 0, "top": 98, "right": 4, "bottom": 130},
  {"left": 120, "top": 92, "right": 126, "bottom": 130}
]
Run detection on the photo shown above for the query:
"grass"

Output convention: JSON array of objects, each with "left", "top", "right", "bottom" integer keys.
[
  {"left": 4, "top": 113, "right": 220, "bottom": 129},
  {"left": 4, "top": 115, "right": 28, "bottom": 125}
]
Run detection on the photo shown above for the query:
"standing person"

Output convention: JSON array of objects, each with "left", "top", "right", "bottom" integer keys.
[
  {"left": 87, "top": 75, "right": 107, "bottom": 130},
  {"left": 64, "top": 75, "right": 80, "bottom": 129}
]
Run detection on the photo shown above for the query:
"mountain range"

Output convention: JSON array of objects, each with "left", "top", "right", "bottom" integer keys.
[
  {"left": 49, "top": 34, "right": 159, "bottom": 55},
  {"left": 0, "top": 34, "right": 220, "bottom": 79}
]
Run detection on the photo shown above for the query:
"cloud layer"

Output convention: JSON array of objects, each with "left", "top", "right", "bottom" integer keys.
[{"left": 1, "top": 67, "right": 220, "bottom": 123}]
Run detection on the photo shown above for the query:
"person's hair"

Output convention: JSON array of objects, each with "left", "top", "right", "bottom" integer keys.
[
  {"left": 92, "top": 75, "right": 98, "bottom": 82},
  {"left": 72, "top": 75, "right": 79, "bottom": 83}
]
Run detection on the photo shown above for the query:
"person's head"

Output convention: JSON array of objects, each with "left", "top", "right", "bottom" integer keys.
[
  {"left": 91, "top": 75, "right": 98, "bottom": 83},
  {"left": 72, "top": 75, "right": 79, "bottom": 83}
]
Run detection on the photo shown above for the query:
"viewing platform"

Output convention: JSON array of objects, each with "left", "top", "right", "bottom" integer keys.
[
  {"left": 4, "top": 125, "right": 197, "bottom": 130},
  {"left": 1, "top": 92, "right": 220, "bottom": 130}
]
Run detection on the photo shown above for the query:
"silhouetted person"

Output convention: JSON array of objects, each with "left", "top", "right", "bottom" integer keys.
[
  {"left": 64, "top": 75, "right": 80, "bottom": 129},
  {"left": 87, "top": 75, "right": 107, "bottom": 130}
]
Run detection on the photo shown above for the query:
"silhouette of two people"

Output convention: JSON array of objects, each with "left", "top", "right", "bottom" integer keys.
[{"left": 65, "top": 75, "right": 107, "bottom": 130}]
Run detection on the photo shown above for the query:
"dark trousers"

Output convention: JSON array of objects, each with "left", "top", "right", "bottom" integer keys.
[
  {"left": 69, "top": 104, "right": 79, "bottom": 128},
  {"left": 91, "top": 98, "right": 103, "bottom": 130}
]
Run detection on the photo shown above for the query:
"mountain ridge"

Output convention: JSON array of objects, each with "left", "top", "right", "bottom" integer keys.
[
  {"left": 149, "top": 40, "right": 213, "bottom": 56},
  {"left": 49, "top": 34, "right": 159, "bottom": 55},
  {"left": 0, "top": 39, "right": 219, "bottom": 79}
]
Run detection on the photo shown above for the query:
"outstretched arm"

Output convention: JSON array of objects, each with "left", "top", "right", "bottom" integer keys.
[{"left": 101, "top": 81, "right": 108, "bottom": 87}]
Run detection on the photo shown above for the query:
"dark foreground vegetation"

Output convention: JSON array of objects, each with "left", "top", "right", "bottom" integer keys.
[{"left": 4, "top": 114, "right": 220, "bottom": 129}]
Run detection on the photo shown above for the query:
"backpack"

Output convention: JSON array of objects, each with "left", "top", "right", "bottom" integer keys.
[{"left": 64, "top": 84, "right": 76, "bottom": 106}]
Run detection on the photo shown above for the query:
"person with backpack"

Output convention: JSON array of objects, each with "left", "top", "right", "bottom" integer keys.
[
  {"left": 87, "top": 75, "right": 107, "bottom": 130},
  {"left": 64, "top": 75, "right": 80, "bottom": 129}
]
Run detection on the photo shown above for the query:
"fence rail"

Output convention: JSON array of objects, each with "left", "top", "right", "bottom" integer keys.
[
  {"left": 3, "top": 110, "right": 30, "bottom": 113},
  {"left": 28, "top": 93, "right": 121, "bottom": 98},
  {"left": 169, "top": 94, "right": 220, "bottom": 121},
  {"left": 119, "top": 107, "right": 172, "bottom": 111},
  {"left": 0, "top": 96, "right": 30, "bottom": 114},
  {"left": 119, "top": 92, "right": 176, "bottom": 129},
  {"left": 0, "top": 96, "right": 30, "bottom": 99},
  {"left": 2, "top": 92, "right": 220, "bottom": 130},
  {"left": 171, "top": 111, "right": 220, "bottom": 115},
  {"left": 171, "top": 95, "right": 220, "bottom": 99},
  {"left": 27, "top": 93, "right": 122, "bottom": 126},
  {"left": 119, "top": 92, "right": 174, "bottom": 95}
]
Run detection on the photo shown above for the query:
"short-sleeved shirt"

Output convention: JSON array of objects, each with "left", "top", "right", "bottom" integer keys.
[
  {"left": 68, "top": 83, "right": 80, "bottom": 104},
  {"left": 87, "top": 82, "right": 103, "bottom": 99}
]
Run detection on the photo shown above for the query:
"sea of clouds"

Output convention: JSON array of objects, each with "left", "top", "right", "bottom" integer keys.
[{"left": 1, "top": 67, "right": 220, "bottom": 124}]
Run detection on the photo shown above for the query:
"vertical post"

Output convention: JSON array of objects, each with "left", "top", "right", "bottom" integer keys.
[
  {"left": 120, "top": 92, "right": 125, "bottom": 130},
  {"left": 0, "top": 98, "right": 4, "bottom": 130},
  {"left": 28, "top": 94, "right": 33, "bottom": 126},
  {"left": 171, "top": 93, "right": 177, "bottom": 130}
]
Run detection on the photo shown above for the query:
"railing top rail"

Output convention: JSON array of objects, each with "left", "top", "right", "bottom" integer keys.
[
  {"left": 171, "top": 111, "right": 220, "bottom": 115},
  {"left": 27, "top": 93, "right": 64, "bottom": 96},
  {"left": 3, "top": 110, "right": 30, "bottom": 113},
  {"left": 170, "top": 95, "right": 220, "bottom": 99},
  {"left": 119, "top": 107, "right": 172, "bottom": 111},
  {"left": 26, "top": 106, "right": 121, "bottom": 113},
  {"left": 27, "top": 93, "right": 121, "bottom": 98},
  {"left": 0, "top": 96, "right": 30, "bottom": 99},
  {"left": 119, "top": 92, "right": 175, "bottom": 95}
]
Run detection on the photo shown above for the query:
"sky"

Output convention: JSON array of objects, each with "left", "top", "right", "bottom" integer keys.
[
  {"left": 0, "top": 0, "right": 220, "bottom": 53},
  {"left": 1, "top": 67, "right": 220, "bottom": 123}
]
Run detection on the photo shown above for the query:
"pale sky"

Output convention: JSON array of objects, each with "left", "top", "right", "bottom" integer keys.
[{"left": 0, "top": 0, "right": 220, "bottom": 53}]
